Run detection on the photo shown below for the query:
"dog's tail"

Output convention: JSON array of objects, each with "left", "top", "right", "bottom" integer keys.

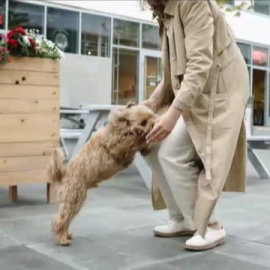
[{"left": 47, "top": 148, "right": 66, "bottom": 184}]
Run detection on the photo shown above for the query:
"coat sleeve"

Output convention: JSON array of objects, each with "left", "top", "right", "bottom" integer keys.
[{"left": 172, "top": 0, "right": 214, "bottom": 111}]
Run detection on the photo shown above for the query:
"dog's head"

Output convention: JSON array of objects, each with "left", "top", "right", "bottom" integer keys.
[{"left": 108, "top": 102, "right": 156, "bottom": 155}]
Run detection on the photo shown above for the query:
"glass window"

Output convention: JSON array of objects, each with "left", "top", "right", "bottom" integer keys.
[
  {"left": 0, "top": 0, "right": 5, "bottom": 29},
  {"left": 113, "top": 19, "right": 139, "bottom": 47},
  {"left": 253, "top": 69, "right": 266, "bottom": 126},
  {"left": 112, "top": 48, "right": 138, "bottom": 105},
  {"left": 144, "top": 56, "right": 162, "bottom": 99},
  {"left": 237, "top": 42, "right": 251, "bottom": 64},
  {"left": 47, "top": 7, "right": 79, "bottom": 54},
  {"left": 254, "top": 0, "right": 270, "bottom": 15},
  {"left": 252, "top": 46, "right": 268, "bottom": 67},
  {"left": 247, "top": 66, "right": 251, "bottom": 94},
  {"left": 8, "top": 1, "right": 44, "bottom": 33},
  {"left": 216, "top": 0, "right": 234, "bottom": 5},
  {"left": 81, "top": 13, "right": 111, "bottom": 57},
  {"left": 269, "top": 49, "right": 270, "bottom": 68},
  {"left": 142, "top": 24, "right": 160, "bottom": 50},
  {"left": 269, "top": 72, "right": 270, "bottom": 117}
]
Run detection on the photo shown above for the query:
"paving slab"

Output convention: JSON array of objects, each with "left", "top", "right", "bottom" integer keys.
[
  {"left": 0, "top": 246, "right": 75, "bottom": 270},
  {"left": 215, "top": 237, "right": 270, "bottom": 268},
  {"left": 0, "top": 157, "right": 269, "bottom": 269},
  {"left": 162, "top": 251, "right": 269, "bottom": 270}
]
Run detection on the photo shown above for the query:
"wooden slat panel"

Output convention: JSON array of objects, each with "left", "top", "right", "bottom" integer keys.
[
  {"left": 0, "top": 99, "right": 59, "bottom": 114},
  {"left": 0, "top": 114, "right": 59, "bottom": 128},
  {"left": 0, "top": 57, "right": 59, "bottom": 72},
  {"left": 0, "top": 70, "right": 59, "bottom": 86},
  {"left": 0, "top": 85, "right": 59, "bottom": 99},
  {"left": 0, "top": 141, "right": 58, "bottom": 158},
  {"left": 0, "top": 170, "right": 47, "bottom": 186},
  {"left": 0, "top": 156, "right": 51, "bottom": 172},
  {"left": 0, "top": 125, "right": 59, "bottom": 143}
]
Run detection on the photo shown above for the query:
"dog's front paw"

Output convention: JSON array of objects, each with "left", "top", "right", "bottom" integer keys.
[
  {"left": 55, "top": 234, "right": 71, "bottom": 246},
  {"left": 67, "top": 232, "right": 73, "bottom": 240},
  {"left": 58, "top": 238, "right": 71, "bottom": 247}
]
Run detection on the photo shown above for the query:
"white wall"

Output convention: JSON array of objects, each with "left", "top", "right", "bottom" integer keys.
[
  {"left": 225, "top": 10, "right": 270, "bottom": 46},
  {"left": 60, "top": 54, "right": 112, "bottom": 108}
]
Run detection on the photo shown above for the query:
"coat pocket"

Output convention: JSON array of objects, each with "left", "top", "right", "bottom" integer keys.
[
  {"left": 213, "top": 95, "right": 231, "bottom": 131},
  {"left": 216, "top": 42, "right": 241, "bottom": 95}
]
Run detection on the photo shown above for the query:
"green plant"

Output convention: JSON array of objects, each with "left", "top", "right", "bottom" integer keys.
[{"left": 217, "top": 0, "right": 254, "bottom": 17}]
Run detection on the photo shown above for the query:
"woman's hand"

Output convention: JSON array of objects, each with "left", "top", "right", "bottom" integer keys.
[{"left": 146, "top": 107, "right": 182, "bottom": 143}]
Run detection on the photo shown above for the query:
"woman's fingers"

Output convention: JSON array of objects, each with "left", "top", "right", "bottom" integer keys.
[
  {"left": 146, "top": 126, "right": 170, "bottom": 143},
  {"left": 151, "top": 129, "right": 170, "bottom": 143},
  {"left": 147, "top": 128, "right": 164, "bottom": 143},
  {"left": 154, "top": 130, "right": 170, "bottom": 142},
  {"left": 146, "top": 124, "right": 162, "bottom": 142}
]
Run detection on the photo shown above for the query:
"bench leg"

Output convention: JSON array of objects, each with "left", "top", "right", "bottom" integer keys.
[
  {"left": 9, "top": 186, "right": 18, "bottom": 202},
  {"left": 47, "top": 183, "right": 56, "bottom": 204},
  {"left": 248, "top": 147, "right": 270, "bottom": 179},
  {"left": 134, "top": 153, "right": 152, "bottom": 190},
  {"left": 71, "top": 112, "right": 101, "bottom": 160}
]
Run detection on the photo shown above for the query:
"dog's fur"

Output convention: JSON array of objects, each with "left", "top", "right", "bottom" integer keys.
[{"left": 48, "top": 103, "right": 156, "bottom": 246}]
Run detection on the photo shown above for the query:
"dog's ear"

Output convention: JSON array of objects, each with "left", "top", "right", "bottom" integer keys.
[
  {"left": 109, "top": 108, "right": 130, "bottom": 125},
  {"left": 126, "top": 102, "right": 136, "bottom": 108}
]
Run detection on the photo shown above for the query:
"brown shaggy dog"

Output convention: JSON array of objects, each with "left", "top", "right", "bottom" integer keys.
[{"left": 48, "top": 103, "right": 156, "bottom": 246}]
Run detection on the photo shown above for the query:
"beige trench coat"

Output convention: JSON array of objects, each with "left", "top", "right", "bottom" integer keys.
[{"left": 151, "top": 0, "right": 249, "bottom": 235}]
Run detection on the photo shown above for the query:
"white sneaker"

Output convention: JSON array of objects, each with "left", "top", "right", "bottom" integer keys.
[
  {"left": 153, "top": 220, "right": 195, "bottom": 237},
  {"left": 184, "top": 227, "right": 226, "bottom": 251}
]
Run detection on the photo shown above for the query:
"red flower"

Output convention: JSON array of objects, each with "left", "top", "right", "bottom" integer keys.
[
  {"left": 7, "top": 27, "right": 26, "bottom": 39},
  {"left": 28, "top": 38, "right": 38, "bottom": 49},
  {"left": 7, "top": 39, "right": 19, "bottom": 48},
  {"left": 16, "top": 27, "right": 26, "bottom": 35}
]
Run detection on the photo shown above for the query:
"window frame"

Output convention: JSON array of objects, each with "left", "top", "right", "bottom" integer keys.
[{"left": 81, "top": 12, "right": 111, "bottom": 57}]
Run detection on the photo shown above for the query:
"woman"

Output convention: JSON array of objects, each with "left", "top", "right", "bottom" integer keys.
[{"left": 141, "top": 0, "right": 249, "bottom": 251}]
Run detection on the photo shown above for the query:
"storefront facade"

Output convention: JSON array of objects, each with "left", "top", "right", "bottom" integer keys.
[{"left": 1, "top": 0, "right": 270, "bottom": 127}]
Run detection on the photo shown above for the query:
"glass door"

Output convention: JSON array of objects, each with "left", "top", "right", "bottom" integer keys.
[
  {"left": 139, "top": 50, "right": 162, "bottom": 103},
  {"left": 112, "top": 48, "right": 139, "bottom": 105},
  {"left": 252, "top": 69, "right": 267, "bottom": 126}
]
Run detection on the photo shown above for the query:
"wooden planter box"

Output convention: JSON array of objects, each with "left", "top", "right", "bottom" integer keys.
[{"left": 0, "top": 57, "right": 60, "bottom": 203}]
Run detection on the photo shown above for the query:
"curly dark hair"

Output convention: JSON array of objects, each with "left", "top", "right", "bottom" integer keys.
[{"left": 140, "top": 0, "right": 168, "bottom": 19}]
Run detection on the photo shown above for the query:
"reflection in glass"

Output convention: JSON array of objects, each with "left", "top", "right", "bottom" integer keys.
[
  {"left": 112, "top": 48, "right": 138, "bottom": 105},
  {"left": 252, "top": 46, "right": 268, "bottom": 67},
  {"left": 0, "top": 0, "right": 5, "bottom": 29},
  {"left": 216, "top": 0, "right": 234, "bottom": 5},
  {"left": 113, "top": 19, "right": 139, "bottom": 47},
  {"left": 247, "top": 66, "right": 251, "bottom": 94},
  {"left": 253, "top": 69, "right": 266, "bottom": 126},
  {"left": 144, "top": 56, "right": 162, "bottom": 99},
  {"left": 254, "top": 0, "right": 270, "bottom": 15},
  {"left": 142, "top": 24, "right": 160, "bottom": 50},
  {"left": 269, "top": 73, "right": 270, "bottom": 117},
  {"left": 8, "top": 1, "right": 44, "bottom": 33},
  {"left": 47, "top": 7, "right": 79, "bottom": 53},
  {"left": 237, "top": 42, "right": 251, "bottom": 64},
  {"left": 81, "top": 13, "right": 111, "bottom": 57}
]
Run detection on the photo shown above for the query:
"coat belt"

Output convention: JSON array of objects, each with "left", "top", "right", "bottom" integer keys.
[{"left": 205, "top": 64, "right": 221, "bottom": 181}]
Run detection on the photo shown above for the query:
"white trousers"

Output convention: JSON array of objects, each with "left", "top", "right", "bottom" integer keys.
[{"left": 146, "top": 117, "right": 216, "bottom": 230}]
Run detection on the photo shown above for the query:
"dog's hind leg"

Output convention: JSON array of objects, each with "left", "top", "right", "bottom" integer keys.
[{"left": 52, "top": 182, "right": 87, "bottom": 246}]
